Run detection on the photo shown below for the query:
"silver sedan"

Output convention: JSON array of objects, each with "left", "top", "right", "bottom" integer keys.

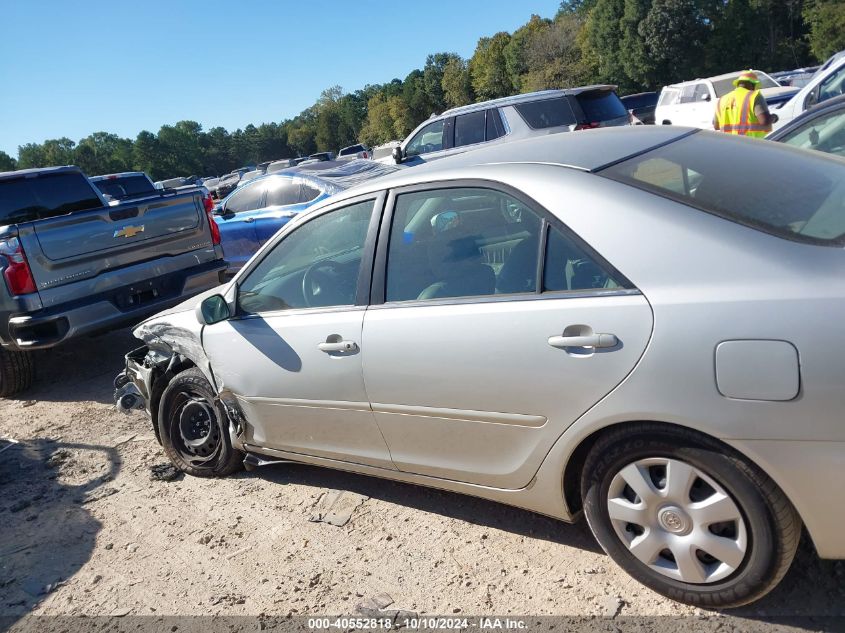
[{"left": 115, "top": 126, "right": 845, "bottom": 608}]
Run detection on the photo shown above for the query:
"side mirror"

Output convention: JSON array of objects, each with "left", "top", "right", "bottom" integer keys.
[
  {"left": 700, "top": 94, "right": 711, "bottom": 102},
  {"left": 196, "top": 294, "right": 231, "bottom": 325},
  {"left": 392, "top": 146, "right": 403, "bottom": 164}
]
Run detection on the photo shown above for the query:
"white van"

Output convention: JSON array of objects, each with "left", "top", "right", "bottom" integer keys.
[
  {"left": 655, "top": 70, "right": 796, "bottom": 129},
  {"left": 772, "top": 52, "right": 845, "bottom": 130}
]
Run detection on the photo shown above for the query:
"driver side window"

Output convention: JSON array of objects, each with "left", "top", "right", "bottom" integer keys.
[
  {"left": 405, "top": 120, "right": 445, "bottom": 157},
  {"left": 226, "top": 181, "right": 265, "bottom": 213},
  {"left": 237, "top": 199, "right": 375, "bottom": 314}
]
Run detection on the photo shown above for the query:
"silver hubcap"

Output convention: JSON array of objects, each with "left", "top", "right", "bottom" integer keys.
[{"left": 607, "top": 457, "right": 747, "bottom": 584}]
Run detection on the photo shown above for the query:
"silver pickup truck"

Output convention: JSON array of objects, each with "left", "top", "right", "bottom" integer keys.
[{"left": 0, "top": 165, "right": 227, "bottom": 396}]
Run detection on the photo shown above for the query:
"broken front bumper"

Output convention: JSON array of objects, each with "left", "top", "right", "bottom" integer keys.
[{"left": 113, "top": 345, "right": 157, "bottom": 416}]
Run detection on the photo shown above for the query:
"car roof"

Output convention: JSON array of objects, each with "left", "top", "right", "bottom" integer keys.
[
  {"left": 0, "top": 165, "right": 83, "bottom": 181},
  {"left": 318, "top": 126, "right": 694, "bottom": 205},
  {"left": 664, "top": 69, "right": 772, "bottom": 88},
  {"left": 440, "top": 85, "right": 618, "bottom": 117}
]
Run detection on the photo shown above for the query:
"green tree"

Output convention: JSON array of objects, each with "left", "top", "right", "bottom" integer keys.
[
  {"left": 0, "top": 151, "right": 16, "bottom": 171},
  {"left": 132, "top": 131, "right": 164, "bottom": 179},
  {"left": 519, "top": 12, "right": 590, "bottom": 91},
  {"left": 804, "top": 0, "right": 845, "bottom": 61},
  {"left": 441, "top": 56, "right": 474, "bottom": 107},
  {"left": 469, "top": 32, "right": 514, "bottom": 100},
  {"left": 17, "top": 143, "right": 46, "bottom": 169},
  {"left": 504, "top": 15, "right": 553, "bottom": 92},
  {"left": 639, "top": 0, "right": 709, "bottom": 88},
  {"left": 583, "top": 0, "right": 630, "bottom": 89},
  {"left": 423, "top": 52, "right": 464, "bottom": 112}
]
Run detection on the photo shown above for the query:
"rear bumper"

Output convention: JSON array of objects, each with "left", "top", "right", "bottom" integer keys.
[
  {"left": 1, "top": 259, "right": 227, "bottom": 351},
  {"left": 726, "top": 439, "right": 845, "bottom": 559}
]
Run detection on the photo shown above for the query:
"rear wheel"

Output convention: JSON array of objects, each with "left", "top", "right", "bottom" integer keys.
[
  {"left": 581, "top": 424, "right": 801, "bottom": 608},
  {"left": 158, "top": 368, "right": 243, "bottom": 477},
  {"left": 0, "top": 349, "right": 34, "bottom": 397}
]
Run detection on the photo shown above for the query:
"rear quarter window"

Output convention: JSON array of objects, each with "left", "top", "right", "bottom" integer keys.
[
  {"left": 0, "top": 172, "right": 103, "bottom": 226},
  {"left": 513, "top": 97, "right": 576, "bottom": 129},
  {"left": 599, "top": 132, "right": 845, "bottom": 245}
]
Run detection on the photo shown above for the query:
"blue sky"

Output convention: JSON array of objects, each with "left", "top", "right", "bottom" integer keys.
[{"left": 0, "top": 0, "right": 562, "bottom": 157}]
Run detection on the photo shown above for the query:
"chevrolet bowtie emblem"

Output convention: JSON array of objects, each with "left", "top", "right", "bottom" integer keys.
[{"left": 114, "top": 225, "right": 145, "bottom": 238}]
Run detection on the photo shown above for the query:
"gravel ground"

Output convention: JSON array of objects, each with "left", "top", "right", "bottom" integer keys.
[{"left": 1, "top": 329, "right": 843, "bottom": 630}]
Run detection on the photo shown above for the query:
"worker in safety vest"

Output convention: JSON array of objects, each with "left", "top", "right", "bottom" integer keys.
[{"left": 713, "top": 71, "right": 776, "bottom": 137}]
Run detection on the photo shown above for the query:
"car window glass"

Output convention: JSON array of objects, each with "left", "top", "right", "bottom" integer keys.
[
  {"left": 237, "top": 199, "right": 375, "bottom": 313},
  {"left": 819, "top": 66, "right": 845, "bottom": 104},
  {"left": 514, "top": 97, "right": 576, "bottom": 129},
  {"left": 679, "top": 84, "right": 698, "bottom": 103},
  {"left": 225, "top": 181, "right": 265, "bottom": 213},
  {"left": 693, "top": 84, "right": 710, "bottom": 101},
  {"left": 601, "top": 133, "right": 845, "bottom": 244},
  {"left": 405, "top": 120, "right": 445, "bottom": 157},
  {"left": 659, "top": 88, "right": 680, "bottom": 106},
  {"left": 780, "top": 109, "right": 845, "bottom": 157},
  {"left": 454, "top": 111, "right": 487, "bottom": 147},
  {"left": 0, "top": 172, "right": 103, "bottom": 226},
  {"left": 385, "top": 187, "right": 545, "bottom": 302},
  {"left": 544, "top": 226, "right": 621, "bottom": 292},
  {"left": 577, "top": 92, "right": 629, "bottom": 121},
  {"left": 265, "top": 180, "right": 321, "bottom": 206},
  {"left": 486, "top": 108, "right": 505, "bottom": 140}
]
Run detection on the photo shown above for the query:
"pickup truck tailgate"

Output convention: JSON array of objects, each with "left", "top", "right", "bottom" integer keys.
[{"left": 26, "top": 194, "right": 215, "bottom": 290}]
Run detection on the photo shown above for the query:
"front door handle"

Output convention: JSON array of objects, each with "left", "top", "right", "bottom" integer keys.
[
  {"left": 548, "top": 333, "right": 618, "bottom": 349},
  {"left": 243, "top": 217, "right": 255, "bottom": 223},
  {"left": 318, "top": 340, "right": 358, "bottom": 353}
]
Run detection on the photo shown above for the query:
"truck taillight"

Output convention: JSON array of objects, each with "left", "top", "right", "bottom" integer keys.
[
  {"left": 203, "top": 194, "right": 221, "bottom": 245},
  {"left": 0, "top": 237, "right": 37, "bottom": 296}
]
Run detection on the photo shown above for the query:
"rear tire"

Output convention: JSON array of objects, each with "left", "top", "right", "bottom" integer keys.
[
  {"left": 0, "top": 349, "right": 34, "bottom": 397},
  {"left": 581, "top": 424, "right": 801, "bottom": 608},
  {"left": 157, "top": 367, "right": 244, "bottom": 477}
]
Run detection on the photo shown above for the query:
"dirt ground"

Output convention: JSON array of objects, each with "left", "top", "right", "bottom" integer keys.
[{"left": 1, "top": 328, "right": 844, "bottom": 628}]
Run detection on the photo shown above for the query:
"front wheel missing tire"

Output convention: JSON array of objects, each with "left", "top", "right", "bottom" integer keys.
[{"left": 157, "top": 367, "right": 243, "bottom": 477}]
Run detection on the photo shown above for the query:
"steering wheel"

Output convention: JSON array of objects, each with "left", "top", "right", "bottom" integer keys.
[{"left": 301, "top": 260, "right": 345, "bottom": 308}]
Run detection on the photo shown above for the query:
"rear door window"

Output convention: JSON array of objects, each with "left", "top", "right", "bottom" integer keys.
[
  {"left": 576, "top": 92, "right": 629, "bottom": 122},
  {"left": 0, "top": 172, "right": 103, "bottom": 226},
  {"left": 454, "top": 111, "right": 487, "bottom": 147},
  {"left": 514, "top": 97, "right": 576, "bottom": 129}
]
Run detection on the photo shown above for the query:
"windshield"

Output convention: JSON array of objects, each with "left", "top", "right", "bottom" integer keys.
[{"left": 599, "top": 132, "right": 845, "bottom": 245}]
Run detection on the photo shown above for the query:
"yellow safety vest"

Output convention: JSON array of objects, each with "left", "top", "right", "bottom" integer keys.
[{"left": 716, "top": 87, "right": 768, "bottom": 138}]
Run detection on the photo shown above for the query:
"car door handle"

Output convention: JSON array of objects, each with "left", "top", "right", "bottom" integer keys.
[
  {"left": 243, "top": 217, "right": 255, "bottom": 223},
  {"left": 548, "top": 333, "right": 618, "bottom": 349},
  {"left": 318, "top": 340, "right": 358, "bottom": 353}
]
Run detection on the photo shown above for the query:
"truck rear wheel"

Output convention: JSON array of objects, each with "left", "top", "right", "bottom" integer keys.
[{"left": 0, "top": 349, "right": 35, "bottom": 397}]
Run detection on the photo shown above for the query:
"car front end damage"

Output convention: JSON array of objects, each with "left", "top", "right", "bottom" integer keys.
[{"left": 112, "top": 319, "right": 248, "bottom": 453}]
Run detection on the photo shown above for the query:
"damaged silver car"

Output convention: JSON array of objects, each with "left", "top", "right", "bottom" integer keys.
[{"left": 115, "top": 127, "right": 845, "bottom": 609}]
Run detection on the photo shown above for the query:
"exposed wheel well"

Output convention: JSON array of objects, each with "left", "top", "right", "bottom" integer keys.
[
  {"left": 661, "top": 120, "right": 672, "bottom": 125},
  {"left": 562, "top": 420, "right": 766, "bottom": 517},
  {"left": 148, "top": 356, "right": 198, "bottom": 443}
]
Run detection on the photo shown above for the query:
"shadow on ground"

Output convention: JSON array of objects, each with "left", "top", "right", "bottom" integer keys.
[
  {"left": 11, "top": 329, "right": 138, "bottom": 406},
  {"left": 0, "top": 439, "right": 120, "bottom": 622}
]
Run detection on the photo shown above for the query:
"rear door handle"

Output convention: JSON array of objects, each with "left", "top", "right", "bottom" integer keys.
[
  {"left": 318, "top": 340, "right": 358, "bottom": 353},
  {"left": 548, "top": 333, "right": 618, "bottom": 349}
]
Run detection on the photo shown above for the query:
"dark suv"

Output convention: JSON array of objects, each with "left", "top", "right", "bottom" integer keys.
[{"left": 391, "top": 86, "right": 631, "bottom": 166}]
